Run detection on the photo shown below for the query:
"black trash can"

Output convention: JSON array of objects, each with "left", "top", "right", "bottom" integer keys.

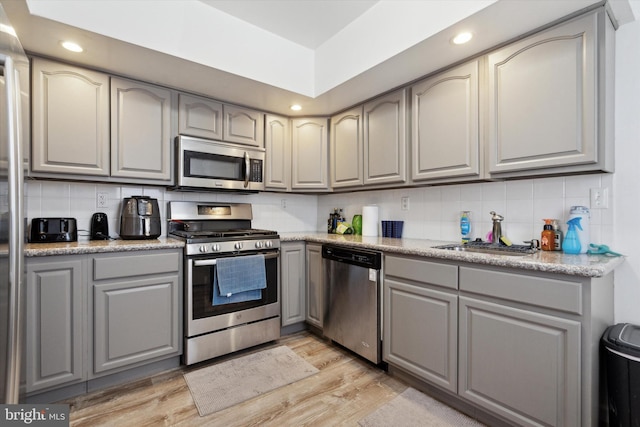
[{"left": 601, "top": 323, "right": 640, "bottom": 427}]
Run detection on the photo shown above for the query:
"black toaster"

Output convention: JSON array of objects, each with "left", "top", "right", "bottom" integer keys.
[{"left": 29, "top": 218, "right": 78, "bottom": 243}]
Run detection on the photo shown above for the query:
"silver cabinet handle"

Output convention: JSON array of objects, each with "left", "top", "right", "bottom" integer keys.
[{"left": 244, "top": 151, "right": 250, "bottom": 188}]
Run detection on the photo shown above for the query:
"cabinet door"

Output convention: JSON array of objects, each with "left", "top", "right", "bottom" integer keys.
[
  {"left": 111, "top": 77, "right": 172, "bottom": 181},
  {"left": 459, "top": 296, "right": 581, "bottom": 427},
  {"left": 178, "top": 93, "right": 223, "bottom": 140},
  {"left": 265, "top": 114, "right": 291, "bottom": 191},
  {"left": 364, "top": 89, "right": 407, "bottom": 185},
  {"left": 384, "top": 278, "right": 457, "bottom": 392},
  {"left": 291, "top": 118, "right": 329, "bottom": 190},
  {"left": 280, "top": 242, "right": 306, "bottom": 326},
  {"left": 305, "top": 244, "right": 324, "bottom": 328},
  {"left": 223, "top": 104, "right": 264, "bottom": 147},
  {"left": 32, "top": 58, "right": 110, "bottom": 176},
  {"left": 411, "top": 61, "right": 479, "bottom": 181},
  {"left": 488, "top": 12, "right": 601, "bottom": 174},
  {"left": 92, "top": 275, "right": 181, "bottom": 374},
  {"left": 26, "top": 257, "right": 85, "bottom": 392},
  {"left": 330, "top": 107, "right": 363, "bottom": 188}
]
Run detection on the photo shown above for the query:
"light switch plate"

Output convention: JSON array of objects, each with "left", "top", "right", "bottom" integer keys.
[{"left": 590, "top": 187, "right": 608, "bottom": 209}]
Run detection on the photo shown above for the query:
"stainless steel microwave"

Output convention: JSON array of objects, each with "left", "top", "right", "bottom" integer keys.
[{"left": 175, "top": 136, "right": 265, "bottom": 192}]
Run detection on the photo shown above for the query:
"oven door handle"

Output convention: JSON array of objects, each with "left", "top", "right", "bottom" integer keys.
[
  {"left": 193, "top": 252, "right": 279, "bottom": 266},
  {"left": 243, "top": 151, "right": 250, "bottom": 188}
]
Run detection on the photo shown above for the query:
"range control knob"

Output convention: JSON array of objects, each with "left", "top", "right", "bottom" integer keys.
[
  {"left": 265, "top": 240, "right": 273, "bottom": 248},
  {"left": 199, "top": 245, "right": 208, "bottom": 253},
  {"left": 211, "top": 244, "right": 221, "bottom": 252},
  {"left": 234, "top": 242, "right": 243, "bottom": 250},
  {"left": 255, "top": 241, "right": 264, "bottom": 249}
]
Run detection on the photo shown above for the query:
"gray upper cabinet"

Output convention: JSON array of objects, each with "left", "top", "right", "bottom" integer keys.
[
  {"left": 265, "top": 114, "right": 291, "bottom": 191},
  {"left": 178, "top": 93, "right": 223, "bottom": 140},
  {"left": 25, "top": 256, "right": 86, "bottom": 393},
  {"left": 110, "top": 77, "right": 172, "bottom": 182},
  {"left": 364, "top": 89, "right": 407, "bottom": 185},
  {"left": 330, "top": 107, "right": 363, "bottom": 188},
  {"left": 411, "top": 61, "right": 480, "bottom": 182},
  {"left": 291, "top": 118, "right": 330, "bottom": 191},
  {"left": 487, "top": 9, "right": 614, "bottom": 176},
  {"left": 32, "top": 58, "right": 110, "bottom": 176},
  {"left": 280, "top": 242, "right": 306, "bottom": 326},
  {"left": 222, "top": 104, "right": 264, "bottom": 147}
]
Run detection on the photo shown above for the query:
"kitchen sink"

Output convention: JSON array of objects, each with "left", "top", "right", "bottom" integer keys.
[{"left": 433, "top": 242, "right": 536, "bottom": 256}]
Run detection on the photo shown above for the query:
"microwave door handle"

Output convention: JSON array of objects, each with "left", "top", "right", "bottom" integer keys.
[{"left": 243, "top": 151, "right": 250, "bottom": 188}]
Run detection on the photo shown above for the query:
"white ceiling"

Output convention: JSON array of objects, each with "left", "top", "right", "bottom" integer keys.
[
  {"left": 4, "top": 0, "right": 638, "bottom": 116},
  {"left": 198, "top": 0, "right": 379, "bottom": 49}
]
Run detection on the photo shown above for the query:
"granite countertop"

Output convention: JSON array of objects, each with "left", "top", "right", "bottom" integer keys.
[
  {"left": 25, "top": 236, "right": 185, "bottom": 257},
  {"left": 279, "top": 232, "right": 625, "bottom": 278}
]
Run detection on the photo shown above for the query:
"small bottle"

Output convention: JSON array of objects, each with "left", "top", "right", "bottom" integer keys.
[
  {"left": 460, "top": 211, "right": 471, "bottom": 244},
  {"left": 551, "top": 219, "right": 563, "bottom": 251},
  {"left": 541, "top": 219, "right": 555, "bottom": 251}
]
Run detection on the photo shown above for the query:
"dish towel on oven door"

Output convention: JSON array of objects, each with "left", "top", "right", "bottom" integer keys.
[{"left": 212, "top": 254, "right": 266, "bottom": 305}]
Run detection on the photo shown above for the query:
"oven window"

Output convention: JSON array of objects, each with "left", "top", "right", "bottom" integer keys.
[
  {"left": 185, "top": 150, "right": 244, "bottom": 181},
  {"left": 191, "top": 252, "right": 278, "bottom": 319}
]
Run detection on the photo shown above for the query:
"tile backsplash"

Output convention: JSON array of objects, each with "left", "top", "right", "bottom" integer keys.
[
  {"left": 26, "top": 173, "right": 613, "bottom": 247},
  {"left": 317, "top": 173, "right": 614, "bottom": 246}
]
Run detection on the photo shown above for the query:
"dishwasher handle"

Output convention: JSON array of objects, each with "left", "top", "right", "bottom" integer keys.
[{"left": 322, "top": 244, "right": 381, "bottom": 270}]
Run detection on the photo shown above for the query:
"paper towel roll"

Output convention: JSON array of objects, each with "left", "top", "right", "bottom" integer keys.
[{"left": 362, "top": 205, "right": 379, "bottom": 237}]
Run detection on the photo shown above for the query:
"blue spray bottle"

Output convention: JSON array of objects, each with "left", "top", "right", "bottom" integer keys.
[{"left": 563, "top": 217, "right": 582, "bottom": 254}]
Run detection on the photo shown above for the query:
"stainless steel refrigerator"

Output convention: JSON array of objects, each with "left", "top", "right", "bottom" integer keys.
[{"left": 0, "top": 3, "right": 28, "bottom": 404}]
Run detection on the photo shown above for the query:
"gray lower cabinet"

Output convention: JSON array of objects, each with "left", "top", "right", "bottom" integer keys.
[
  {"left": 90, "top": 250, "right": 182, "bottom": 376},
  {"left": 25, "top": 249, "right": 182, "bottom": 394},
  {"left": 384, "top": 256, "right": 613, "bottom": 427},
  {"left": 305, "top": 243, "right": 324, "bottom": 328},
  {"left": 459, "top": 296, "right": 580, "bottom": 426},
  {"left": 383, "top": 255, "right": 458, "bottom": 392},
  {"left": 280, "top": 242, "right": 306, "bottom": 326},
  {"left": 25, "top": 256, "right": 86, "bottom": 393},
  {"left": 458, "top": 265, "right": 613, "bottom": 427}
]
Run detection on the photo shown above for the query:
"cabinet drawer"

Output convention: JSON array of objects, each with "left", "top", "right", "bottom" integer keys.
[
  {"left": 93, "top": 251, "right": 180, "bottom": 280},
  {"left": 385, "top": 255, "right": 457, "bottom": 290},
  {"left": 459, "top": 266, "right": 583, "bottom": 315}
]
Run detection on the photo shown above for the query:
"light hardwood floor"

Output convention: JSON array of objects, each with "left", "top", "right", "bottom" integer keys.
[{"left": 61, "top": 332, "right": 410, "bottom": 426}]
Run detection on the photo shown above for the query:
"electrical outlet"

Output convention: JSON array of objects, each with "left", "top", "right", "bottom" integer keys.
[
  {"left": 97, "top": 192, "right": 108, "bottom": 208},
  {"left": 281, "top": 199, "right": 287, "bottom": 209},
  {"left": 401, "top": 196, "right": 410, "bottom": 211},
  {"left": 590, "top": 187, "right": 609, "bottom": 209}
]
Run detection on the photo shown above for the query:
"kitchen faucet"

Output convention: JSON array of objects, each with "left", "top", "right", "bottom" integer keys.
[{"left": 490, "top": 211, "right": 504, "bottom": 244}]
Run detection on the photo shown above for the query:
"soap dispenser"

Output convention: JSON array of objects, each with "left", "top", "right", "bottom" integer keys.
[
  {"left": 540, "top": 219, "right": 554, "bottom": 251},
  {"left": 563, "top": 217, "right": 583, "bottom": 254}
]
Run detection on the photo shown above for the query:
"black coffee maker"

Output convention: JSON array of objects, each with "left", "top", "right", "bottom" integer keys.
[{"left": 90, "top": 213, "right": 110, "bottom": 240}]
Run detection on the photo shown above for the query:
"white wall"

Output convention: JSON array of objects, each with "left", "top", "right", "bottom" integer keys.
[{"left": 612, "top": 12, "right": 640, "bottom": 325}]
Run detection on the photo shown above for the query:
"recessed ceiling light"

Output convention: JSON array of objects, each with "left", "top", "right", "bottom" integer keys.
[
  {"left": 61, "top": 41, "right": 83, "bottom": 52},
  {"left": 452, "top": 32, "right": 473, "bottom": 45},
  {"left": 290, "top": 104, "right": 302, "bottom": 111}
]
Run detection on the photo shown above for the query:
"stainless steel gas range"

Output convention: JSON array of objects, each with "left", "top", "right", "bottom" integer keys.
[{"left": 167, "top": 201, "right": 280, "bottom": 365}]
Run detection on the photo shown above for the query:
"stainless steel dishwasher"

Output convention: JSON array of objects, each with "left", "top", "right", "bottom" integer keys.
[{"left": 322, "top": 244, "right": 382, "bottom": 364}]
